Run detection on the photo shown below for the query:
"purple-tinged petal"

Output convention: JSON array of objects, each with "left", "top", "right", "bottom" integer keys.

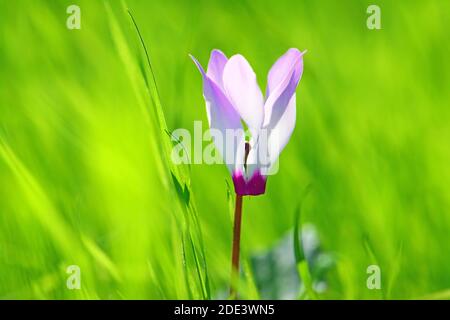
[
  {"left": 190, "top": 54, "right": 246, "bottom": 174},
  {"left": 266, "top": 48, "right": 303, "bottom": 97},
  {"left": 207, "top": 49, "right": 228, "bottom": 90},
  {"left": 223, "top": 54, "right": 264, "bottom": 133},
  {"left": 263, "top": 49, "right": 304, "bottom": 128},
  {"left": 190, "top": 54, "right": 212, "bottom": 125}
]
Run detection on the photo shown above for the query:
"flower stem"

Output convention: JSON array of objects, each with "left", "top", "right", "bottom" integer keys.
[{"left": 230, "top": 194, "right": 243, "bottom": 298}]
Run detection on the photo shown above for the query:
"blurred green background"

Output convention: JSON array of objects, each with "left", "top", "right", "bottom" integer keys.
[{"left": 1, "top": 0, "right": 449, "bottom": 299}]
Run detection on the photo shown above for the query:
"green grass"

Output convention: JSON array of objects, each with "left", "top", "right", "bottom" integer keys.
[{"left": 0, "top": 0, "right": 449, "bottom": 299}]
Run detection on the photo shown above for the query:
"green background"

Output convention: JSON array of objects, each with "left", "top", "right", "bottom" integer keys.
[{"left": 0, "top": 0, "right": 449, "bottom": 299}]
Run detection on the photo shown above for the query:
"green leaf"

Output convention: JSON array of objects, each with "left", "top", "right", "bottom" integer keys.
[{"left": 293, "top": 184, "right": 318, "bottom": 300}]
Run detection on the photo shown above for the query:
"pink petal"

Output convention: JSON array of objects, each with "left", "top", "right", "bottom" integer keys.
[
  {"left": 190, "top": 54, "right": 246, "bottom": 174},
  {"left": 266, "top": 48, "right": 303, "bottom": 97},
  {"left": 264, "top": 49, "right": 304, "bottom": 128},
  {"left": 206, "top": 49, "right": 228, "bottom": 91}
]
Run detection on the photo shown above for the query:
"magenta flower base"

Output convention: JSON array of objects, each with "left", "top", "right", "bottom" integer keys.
[{"left": 232, "top": 170, "right": 267, "bottom": 196}]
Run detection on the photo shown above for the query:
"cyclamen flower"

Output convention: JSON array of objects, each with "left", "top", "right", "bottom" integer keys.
[{"left": 190, "top": 49, "right": 305, "bottom": 196}]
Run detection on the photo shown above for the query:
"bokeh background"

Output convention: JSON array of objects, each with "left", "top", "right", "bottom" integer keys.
[{"left": 1, "top": 0, "right": 449, "bottom": 299}]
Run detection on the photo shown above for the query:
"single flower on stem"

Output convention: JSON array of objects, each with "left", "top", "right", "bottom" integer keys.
[{"left": 190, "top": 48, "right": 305, "bottom": 298}]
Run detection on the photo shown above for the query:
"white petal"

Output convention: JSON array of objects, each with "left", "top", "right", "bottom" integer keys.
[
  {"left": 223, "top": 54, "right": 264, "bottom": 134},
  {"left": 267, "top": 94, "right": 297, "bottom": 170}
]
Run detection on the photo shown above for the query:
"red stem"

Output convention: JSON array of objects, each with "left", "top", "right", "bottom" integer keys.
[{"left": 230, "top": 194, "right": 243, "bottom": 298}]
